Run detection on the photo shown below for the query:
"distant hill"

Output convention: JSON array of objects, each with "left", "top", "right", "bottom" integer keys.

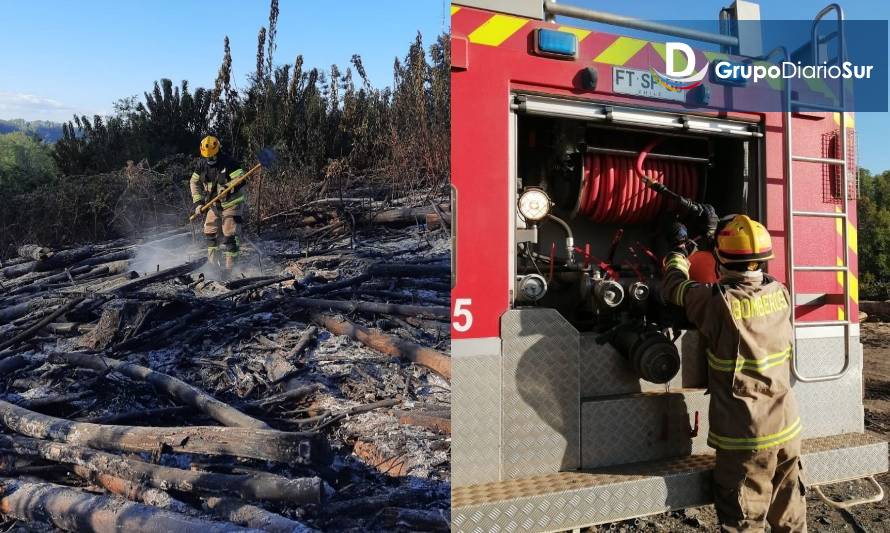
[{"left": 0, "top": 119, "right": 64, "bottom": 143}]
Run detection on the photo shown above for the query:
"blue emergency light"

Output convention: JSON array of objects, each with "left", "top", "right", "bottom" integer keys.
[{"left": 534, "top": 28, "right": 578, "bottom": 60}]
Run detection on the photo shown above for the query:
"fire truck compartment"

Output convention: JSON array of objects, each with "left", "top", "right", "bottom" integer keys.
[
  {"left": 514, "top": 101, "right": 761, "bottom": 334},
  {"left": 490, "top": 307, "right": 864, "bottom": 480}
]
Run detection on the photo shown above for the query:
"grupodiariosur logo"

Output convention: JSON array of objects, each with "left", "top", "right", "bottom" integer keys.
[{"left": 650, "top": 42, "right": 709, "bottom": 92}]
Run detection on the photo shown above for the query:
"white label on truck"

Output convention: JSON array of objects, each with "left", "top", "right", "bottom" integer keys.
[
  {"left": 452, "top": 298, "right": 473, "bottom": 333},
  {"left": 612, "top": 67, "right": 687, "bottom": 103}
]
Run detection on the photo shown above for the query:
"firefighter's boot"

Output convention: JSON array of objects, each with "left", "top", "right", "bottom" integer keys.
[
  {"left": 207, "top": 245, "right": 220, "bottom": 268},
  {"left": 224, "top": 253, "right": 236, "bottom": 273}
]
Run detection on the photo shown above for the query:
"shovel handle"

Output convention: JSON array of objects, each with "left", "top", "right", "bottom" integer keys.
[{"left": 189, "top": 163, "right": 262, "bottom": 222}]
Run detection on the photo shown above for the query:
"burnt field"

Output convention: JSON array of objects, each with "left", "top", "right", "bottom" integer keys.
[{"left": 0, "top": 197, "right": 451, "bottom": 532}]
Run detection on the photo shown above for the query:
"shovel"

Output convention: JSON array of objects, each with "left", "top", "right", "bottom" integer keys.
[{"left": 189, "top": 148, "right": 278, "bottom": 222}]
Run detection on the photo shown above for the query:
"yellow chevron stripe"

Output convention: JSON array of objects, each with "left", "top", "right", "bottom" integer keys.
[
  {"left": 468, "top": 14, "right": 527, "bottom": 47},
  {"left": 651, "top": 42, "right": 688, "bottom": 73},
  {"left": 450, "top": 5, "right": 460, "bottom": 15},
  {"left": 833, "top": 206, "right": 858, "bottom": 316},
  {"left": 594, "top": 36, "right": 648, "bottom": 66},
  {"left": 852, "top": 272, "right": 859, "bottom": 303},
  {"left": 833, "top": 112, "right": 856, "bottom": 129},
  {"left": 558, "top": 25, "right": 591, "bottom": 42},
  {"left": 834, "top": 207, "right": 857, "bottom": 254},
  {"left": 835, "top": 257, "right": 859, "bottom": 302}
]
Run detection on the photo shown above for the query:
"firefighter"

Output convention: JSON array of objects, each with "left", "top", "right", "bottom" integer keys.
[
  {"left": 661, "top": 214, "right": 806, "bottom": 533},
  {"left": 190, "top": 136, "right": 246, "bottom": 273}
]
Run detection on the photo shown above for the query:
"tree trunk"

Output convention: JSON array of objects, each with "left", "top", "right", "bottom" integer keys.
[
  {"left": 50, "top": 352, "right": 269, "bottom": 430},
  {"left": 17, "top": 245, "right": 53, "bottom": 261},
  {"left": 311, "top": 314, "right": 451, "bottom": 380},
  {"left": 204, "top": 497, "right": 318, "bottom": 532},
  {"left": 70, "top": 465, "right": 197, "bottom": 516},
  {"left": 0, "top": 401, "right": 330, "bottom": 465},
  {"left": 0, "top": 297, "right": 85, "bottom": 352},
  {"left": 367, "top": 263, "right": 450, "bottom": 278},
  {"left": 0, "top": 435, "right": 322, "bottom": 505},
  {"left": 33, "top": 245, "right": 95, "bottom": 272},
  {"left": 105, "top": 257, "right": 206, "bottom": 294},
  {"left": 0, "top": 477, "right": 258, "bottom": 533},
  {"left": 292, "top": 297, "right": 448, "bottom": 320}
]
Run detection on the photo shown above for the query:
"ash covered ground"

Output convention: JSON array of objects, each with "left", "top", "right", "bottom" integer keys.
[{"left": 0, "top": 203, "right": 451, "bottom": 532}]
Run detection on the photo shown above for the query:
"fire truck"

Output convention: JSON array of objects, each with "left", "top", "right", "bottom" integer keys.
[{"left": 450, "top": 1, "right": 888, "bottom": 530}]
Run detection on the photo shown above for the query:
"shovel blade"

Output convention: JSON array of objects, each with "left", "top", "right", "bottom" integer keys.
[{"left": 258, "top": 147, "right": 277, "bottom": 168}]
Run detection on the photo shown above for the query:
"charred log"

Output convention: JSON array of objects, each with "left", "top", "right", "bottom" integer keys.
[
  {"left": 0, "top": 477, "right": 255, "bottom": 533},
  {"left": 311, "top": 314, "right": 451, "bottom": 380},
  {"left": 0, "top": 435, "right": 323, "bottom": 505},
  {"left": 0, "top": 401, "right": 330, "bottom": 465},
  {"left": 50, "top": 352, "right": 269, "bottom": 430}
]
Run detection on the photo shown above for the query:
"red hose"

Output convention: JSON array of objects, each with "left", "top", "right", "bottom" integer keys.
[
  {"left": 636, "top": 138, "right": 663, "bottom": 181},
  {"left": 580, "top": 145, "right": 699, "bottom": 224}
]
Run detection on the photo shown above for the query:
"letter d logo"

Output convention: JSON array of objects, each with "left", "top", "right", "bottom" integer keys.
[{"left": 666, "top": 42, "right": 695, "bottom": 78}]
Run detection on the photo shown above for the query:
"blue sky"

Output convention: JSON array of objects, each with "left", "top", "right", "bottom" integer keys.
[
  {"left": 562, "top": 0, "right": 890, "bottom": 172},
  {"left": 0, "top": 1, "right": 448, "bottom": 120},
  {"left": 1, "top": 1, "right": 887, "bottom": 171}
]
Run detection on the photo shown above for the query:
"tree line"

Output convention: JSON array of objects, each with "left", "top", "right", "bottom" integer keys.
[
  {"left": 0, "top": 0, "right": 449, "bottom": 252},
  {"left": 53, "top": 1, "right": 448, "bottom": 191},
  {"left": 856, "top": 168, "right": 890, "bottom": 300}
]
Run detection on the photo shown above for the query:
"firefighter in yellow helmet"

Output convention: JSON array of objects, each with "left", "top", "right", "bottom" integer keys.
[
  {"left": 661, "top": 214, "right": 806, "bottom": 532},
  {"left": 189, "top": 136, "right": 246, "bottom": 273}
]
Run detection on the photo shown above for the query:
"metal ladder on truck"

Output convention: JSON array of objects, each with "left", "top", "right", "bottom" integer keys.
[
  {"left": 783, "top": 5, "right": 884, "bottom": 511},
  {"left": 783, "top": 3, "right": 852, "bottom": 383}
]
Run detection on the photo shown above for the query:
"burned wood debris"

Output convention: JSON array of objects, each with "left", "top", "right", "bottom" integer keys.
[{"left": 0, "top": 198, "right": 451, "bottom": 532}]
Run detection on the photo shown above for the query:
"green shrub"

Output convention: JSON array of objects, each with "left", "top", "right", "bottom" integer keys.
[{"left": 0, "top": 132, "right": 57, "bottom": 193}]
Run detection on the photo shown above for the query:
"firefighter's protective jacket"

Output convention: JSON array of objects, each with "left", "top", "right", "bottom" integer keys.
[
  {"left": 189, "top": 155, "right": 245, "bottom": 210},
  {"left": 661, "top": 253, "right": 801, "bottom": 451}
]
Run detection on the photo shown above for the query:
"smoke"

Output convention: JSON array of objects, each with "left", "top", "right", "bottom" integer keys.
[
  {"left": 130, "top": 229, "right": 280, "bottom": 282},
  {"left": 129, "top": 231, "right": 203, "bottom": 276}
]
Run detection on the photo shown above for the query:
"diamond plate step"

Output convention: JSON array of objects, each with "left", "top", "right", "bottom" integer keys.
[
  {"left": 452, "top": 433, "right": 888, "bottom": 533},
  {"left": 581, "top": 389, "right": 710, "bottom": 469}
]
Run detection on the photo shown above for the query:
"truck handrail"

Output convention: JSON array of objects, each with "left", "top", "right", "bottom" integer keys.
[{"left": 543, "top": 0, "right": 740, "bottom": 48}]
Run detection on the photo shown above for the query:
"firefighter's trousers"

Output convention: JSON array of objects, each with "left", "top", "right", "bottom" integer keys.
[
  {"left": 714, "top": 439, "right": 807, "bottom": 533},
  {"left": 203, "top": 203, "right": 242, "bottom": 265}
]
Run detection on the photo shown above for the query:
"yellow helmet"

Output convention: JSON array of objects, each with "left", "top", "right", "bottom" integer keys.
[
  {"left": 200, "top": 136, "right": 221, "bottom": 159},
  {"left": 715, "top": 214, "right": 774, "bottom": 265}
]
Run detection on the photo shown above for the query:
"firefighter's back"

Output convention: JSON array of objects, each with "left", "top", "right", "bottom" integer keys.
[{"left": 706, "top": 274, "right": 800, "bottom": 450}]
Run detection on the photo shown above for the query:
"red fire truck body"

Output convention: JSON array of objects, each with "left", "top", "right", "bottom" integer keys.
[{"left": 450, "top": 1, "right": 887, "bottom": 530}]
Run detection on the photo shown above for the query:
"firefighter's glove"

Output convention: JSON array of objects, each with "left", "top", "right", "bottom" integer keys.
[
  {"left": 669, "top": 222, "right": 696, "bottom": 257},
  {"left": 669, "top": 221, "right": 689, "bottom": 245},
  {"left": 699, "top": 204, "right": 719, "bottom": 249},
  {"left": 194, "top": 204, "right": 203, "bottom": 217},
  {"left": 672, "top": 239, "right": 698, "bottom": 258}
]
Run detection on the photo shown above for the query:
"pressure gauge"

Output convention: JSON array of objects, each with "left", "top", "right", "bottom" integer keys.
[{"left": 518, "top": 188, "right": 551, "bottom": 222}]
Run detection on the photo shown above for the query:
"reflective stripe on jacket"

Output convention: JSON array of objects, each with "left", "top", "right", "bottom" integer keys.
[
  {"left": 189, "top": 155, "right": 245, "bottom": 207},
  {"left": 661, "top": 253, "right": 800, "bottom": 451}
]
